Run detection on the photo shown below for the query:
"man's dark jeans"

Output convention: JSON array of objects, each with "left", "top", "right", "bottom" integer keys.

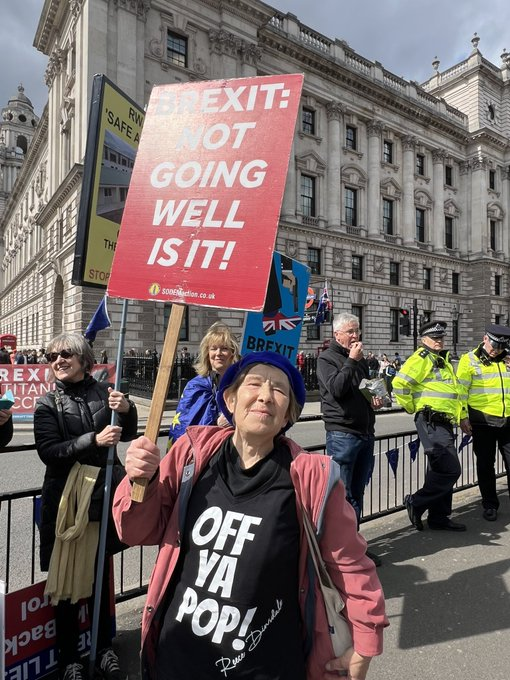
[{"left": 326, "top": 430, "right": 375, "bottom": 523}]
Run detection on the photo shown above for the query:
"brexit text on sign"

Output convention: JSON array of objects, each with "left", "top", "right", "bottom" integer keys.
[
  {"left": 107, "top": 74, "right": 304, "bottom": 312},
  {"left": 0, "top": 365, "right": 115, "bottom": 421}
]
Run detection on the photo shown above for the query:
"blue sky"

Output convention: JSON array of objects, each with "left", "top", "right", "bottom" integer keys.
[{"left": 2, "top": 0, "right": 509, "bottom": 116}]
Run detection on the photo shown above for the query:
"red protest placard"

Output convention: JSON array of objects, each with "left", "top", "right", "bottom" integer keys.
[{"left": 107, "top": 74, "right": 303, "bottom": 312}]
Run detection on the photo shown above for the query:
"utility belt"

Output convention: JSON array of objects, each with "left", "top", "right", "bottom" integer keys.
[{"left": 417, "top": 406, "right": 454, "bottom": 427}]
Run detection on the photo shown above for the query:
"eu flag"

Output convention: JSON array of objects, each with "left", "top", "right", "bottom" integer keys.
[{"left": 84, "top": 296, "right": 111, "bottom": 342}]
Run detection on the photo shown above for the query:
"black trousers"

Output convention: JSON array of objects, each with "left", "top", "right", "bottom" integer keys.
[
  {"left": 413, "top": 413, "right": 461, "bottom": 522},
  {"left": 55, "top": 557, "right": 112, "bottom": 668},
  {"left": 471, "top": 422, "right": 510, "bottom": 509}
]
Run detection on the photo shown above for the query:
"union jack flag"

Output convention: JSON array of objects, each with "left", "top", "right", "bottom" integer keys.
[
  {"left": 262, "top": 312, "right": 303, "bottom": 335},
  {"left": 315, "top": 282, "right": 332, "bottom": 325}
]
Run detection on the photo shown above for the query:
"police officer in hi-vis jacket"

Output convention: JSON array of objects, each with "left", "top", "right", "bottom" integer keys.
[
  {"left": 456, "top": 324, "right": 510, "bottom": 522},
  {"left": 392, "top": 321, "right": 465, "bottom": 532}
]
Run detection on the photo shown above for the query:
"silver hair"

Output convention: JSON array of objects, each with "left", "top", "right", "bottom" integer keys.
[
  {"left": 46, "top": 333, "right": 95, "bottom": 374},
  {"left": 333, "top": 312, "right": 359, "bottom": 332}
]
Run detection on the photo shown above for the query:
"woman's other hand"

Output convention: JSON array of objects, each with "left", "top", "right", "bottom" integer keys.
[
  {"left": 125, "top": 436, "right": 161, "bottom": 481},
  {"left": 0, "top": 409, "right": 13, "bottom": 426},
  {"left": 95, "top": 424, "right": 123, "bottom": 447},
  {"left": 325, "top": 648, "right": 372, "bottom": 680},
  {"left": 108, "top": 387, "right": 131, "bottom": 413}
]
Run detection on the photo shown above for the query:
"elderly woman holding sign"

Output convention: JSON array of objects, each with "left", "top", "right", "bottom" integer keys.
[{"left": 113, "top": 351, "right": 387, "bottom": 680}]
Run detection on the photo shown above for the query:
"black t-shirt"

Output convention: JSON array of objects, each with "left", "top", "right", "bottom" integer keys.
[{"left": 155, "top": 437, "right": 306, "bottom": 680}]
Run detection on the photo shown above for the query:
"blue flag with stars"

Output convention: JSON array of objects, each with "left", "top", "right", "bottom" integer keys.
[{"left": 167, "top": 375, "right": 220, "bottom": 449}]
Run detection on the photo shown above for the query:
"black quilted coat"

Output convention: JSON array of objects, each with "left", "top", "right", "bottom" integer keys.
[{"left": 34, "top": 375, "right": 138, "bottom": 571}]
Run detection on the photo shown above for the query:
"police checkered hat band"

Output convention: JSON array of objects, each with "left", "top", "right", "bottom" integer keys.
[
  {"left": 420, "top": 320, "right": 447, "bottom": 337},
  {"left": 487, "top": 331, "right": 509, "bottom": 344}
]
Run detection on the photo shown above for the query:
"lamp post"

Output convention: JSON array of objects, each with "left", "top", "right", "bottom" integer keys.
[{"left": 452, "top": 305, "right": 459, "bottom": 359}]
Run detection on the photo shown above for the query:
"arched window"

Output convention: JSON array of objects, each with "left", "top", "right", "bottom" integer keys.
[{"left": 16, "top": 135, "right": 28, "bottom": 154}]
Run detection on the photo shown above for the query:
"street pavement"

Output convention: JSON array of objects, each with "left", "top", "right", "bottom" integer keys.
[{"left": 111, "top": 398, "right": 510, "bottom": 680}]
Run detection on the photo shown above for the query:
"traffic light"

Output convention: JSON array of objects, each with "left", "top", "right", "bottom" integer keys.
[{"left": 399, "top": 308, "right": 411, "bottom": 336}]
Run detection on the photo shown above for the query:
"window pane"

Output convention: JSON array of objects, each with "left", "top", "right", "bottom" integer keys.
[
  {"left": 390, "top": 309, "right": 398, "bottom": 342},
  {"left": 490, "top": 220, "right": 497, "bottom": 251},
  {"left": 302, "top": 108, "right": 315, "bottom": 135},
  {"left": 452, "top": 272, "right": 459, "bottom": 294},
  {"left": 346, "top": 125, "right": 357, "bottom": 150},
  {"left": 307, "top": 247, "right": 321, "bottom": 275},
  {"left": 383, "top": 140, "right": 393, "bottom": 164},
  {"left": 445, "top": 216, "right": 453, "bottom": 249},
  {"left": 167, "top": 31, "right": 187, "bottom": 67},
  {"left": 390, "top": 261, "right": 399, "bottom": 286},
  {"left": 423, "top": 267, "right": 431, "bottom": 290},
  {"left": 383, "top": 199, "right": 393, "bottom": 235},
  {"left": 301, "top": 175, "right": 316, "bottom": 216},
  {"left": 445, "top": 165, "right": 453, "bottom": 186},
  {"left": 416, "top": 154, "right": 425, "bottom": 175},
  {"left": 416, "top": 208, "right": 425, "bottom": 242},
  {"left": 351, "top": 306, "right": 363, "bottom": 333},
  {"left": 307, "top": 324, "right": 320, "bottom": 341},
  {"left": 345, "top": 188, "right": 357, "bottom": 226},
  {"left": 352, "top": 255, "right": 363, "bottom": 281}
]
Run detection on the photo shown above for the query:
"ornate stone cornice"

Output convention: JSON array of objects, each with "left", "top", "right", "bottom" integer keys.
[
  {"left": 470, "top": 156, "right": 489, "bottom": 172},
  {"left": 401, "top": 135, "right": 417, "bottom": 151},
  {"left": 326, "top": 101, "right": 344, "bottom": 121},
  {"left": 367, "top": 120, "right": 384, "bottom": 137},
  {"left": 44, "top": 47, "right": 66, "bottom": 87},
  {"left": 208, "top": 29, "right": 259, "bottom": 63},
  {"left": 113, "top": 0, "right": 151, "bottom": 18},
  {"left": 239, "top": 41, "right": 262, "bottom": 65},
  {"left": 459, "top": 160, "right": 471, "bottom": 175},
  {"left": 69, "top": 0, "right": 84, "bottom": 19},
  {"left": 259, "top": 27, "right": 471, "bottom": 145}
]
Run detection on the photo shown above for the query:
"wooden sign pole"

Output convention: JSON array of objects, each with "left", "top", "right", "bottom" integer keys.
[{"left": 130, "top": 303, "right": 185, "bottom": 502}]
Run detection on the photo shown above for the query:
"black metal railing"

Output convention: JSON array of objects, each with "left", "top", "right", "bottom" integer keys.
[
  {"left": 122, "top": 355, "right": 321, "bottom": 398},
  {"left": 122, "top": 355, "right": 196, "bottom": 399},
  {"left": 2, "top": 424, "right": 504, "bottom": 600}
]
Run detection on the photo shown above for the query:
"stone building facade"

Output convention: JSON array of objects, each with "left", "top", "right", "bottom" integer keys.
[{"left": 0, "top": 0, "right": 509, "bottom": 358}]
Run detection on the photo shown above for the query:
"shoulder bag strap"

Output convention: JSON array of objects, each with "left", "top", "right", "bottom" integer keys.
[{"left": 301, "top": 506, "right": 341, "bottom": 599}]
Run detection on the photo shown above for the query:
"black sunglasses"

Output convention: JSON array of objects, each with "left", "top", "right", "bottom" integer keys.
[{"left": 46, "top": 349, "right": 75, "bottom": 362}]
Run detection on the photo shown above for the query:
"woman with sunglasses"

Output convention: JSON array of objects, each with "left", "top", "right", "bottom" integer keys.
[
  {"left": 34, "top": 332, "right": 138, "bottom": 680},
  {"left": 168, "top": 322, "right": 240, "bottom": 447}
]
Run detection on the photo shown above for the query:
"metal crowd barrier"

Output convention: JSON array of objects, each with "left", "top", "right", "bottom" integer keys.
[{"left": 0, "top": 425, "right": 503, "bottom": 600}]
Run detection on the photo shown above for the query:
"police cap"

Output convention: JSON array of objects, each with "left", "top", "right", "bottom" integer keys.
[
  {"left": 419, "top": 320, "right": 447, "bottom": 338},
  {"left": 485, "top": 323, "right": 510, "bottom": 345}
]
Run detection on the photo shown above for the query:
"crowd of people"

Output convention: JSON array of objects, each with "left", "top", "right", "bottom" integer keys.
[
  {"left": 0, "top": 346, "right": 49, "bottom": 363},
  {"left": 4, "top": 311, "right": 510, "bottom": 680}
]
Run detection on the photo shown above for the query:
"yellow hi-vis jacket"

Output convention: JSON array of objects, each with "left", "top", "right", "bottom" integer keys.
[
  {"left": 392, "top": 346, "right": 462, "bottom": 421},
  {"left": 456, "top": 346, "right": 510, "bottom": 420}
]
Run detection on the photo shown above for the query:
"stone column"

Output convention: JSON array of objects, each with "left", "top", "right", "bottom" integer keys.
[
  {"left": 470, "top": 156, "right": 489, "bottom": 256},
  {"left": 502, "top": 166, "right": 510, "bottom": 258},
  {"left": 402, "top": 136, "right": 416, "bottom": 245},
  {"left": 281, "top": 137, "right": 296, "bottom": 220},
  {"left": 432, "top": 149, "right": 446, "bottom": 251},
  {"left": 458, "top": 160, "right": 470, "bottom": 256},
  {"left": 366, "top": 120, "right": 383, "bottom": 237},
  {"left": 326, "top": 101, "right": 343, "bottom": 229}
]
